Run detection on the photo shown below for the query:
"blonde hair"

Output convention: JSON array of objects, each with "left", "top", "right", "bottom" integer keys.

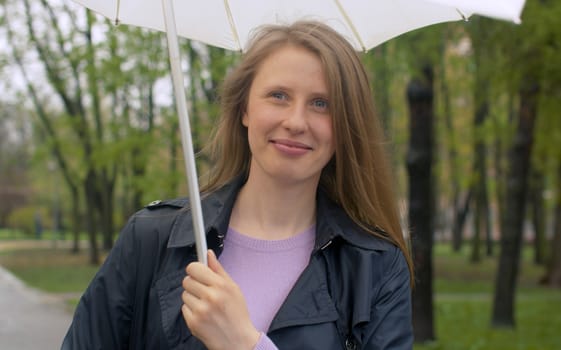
[{"left": 202, "top": 21, "right": 413, "bottom": 283}]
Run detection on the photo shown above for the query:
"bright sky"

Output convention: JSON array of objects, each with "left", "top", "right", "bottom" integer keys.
[{"left": 0, "top": 0, "right": 174, "bottom": 108}]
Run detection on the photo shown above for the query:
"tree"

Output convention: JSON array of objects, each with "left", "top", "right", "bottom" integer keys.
[
  {"left": 407, "top": 64, "right": 435, "bottom": 342},
  {"left": 492, "top": 71, "right": 539, "bottom": 327},
  {"left": 467, "top": 18, "right": 494, "bottom": 262},
  {"left": 3, "top": 1, "right": 85, "bottom": 253},
  {"left": 4, "top": 0, "right": 172, "bottom": 263},
  {"left": 530, "top": 167, "right": 546, "bottom": 265},
  {"left": 0, "top": 103, "right": 33, "bottom": 227},
  {"left": 541, "top": 164, "right": 561, "bottom": 287},
  {"left": 492, "top": 0, "right": 561, "bottom": 327},
  {"left": 399, "top": 24, "right": 446, "bottom": 342},
  {"left": 436, "top": 26, "right": 463, "bottom": 251}
]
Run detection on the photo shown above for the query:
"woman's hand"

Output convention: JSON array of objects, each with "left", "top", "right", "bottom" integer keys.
[{"left": 181, "top": 250, "right": 260, "bottom": 350}]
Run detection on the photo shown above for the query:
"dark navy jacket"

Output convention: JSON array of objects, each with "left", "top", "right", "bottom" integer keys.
[{"left": 62, "top": 177, "right": 413, "bottom": 349}]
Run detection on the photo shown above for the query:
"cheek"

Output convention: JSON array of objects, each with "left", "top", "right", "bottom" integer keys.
[
  {"left": 323, "top": 120, "right": 336, "bottom": 157},
  {"left": 321, "top": 119, "right": 335, "bottom": 145}
]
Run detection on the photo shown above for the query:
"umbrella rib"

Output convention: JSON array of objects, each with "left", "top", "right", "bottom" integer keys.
[
  {"left": 223, "top": 0, "right": 242, "bottom": 51},
  {"left": 333, "top": 0, "right": 365, "bottom": 52},
  {"left": 455, "top": 8, "right": 469, "bottom": 21},
  {"left": 115, "top": 0, "right": 121, "bottom": 25}
]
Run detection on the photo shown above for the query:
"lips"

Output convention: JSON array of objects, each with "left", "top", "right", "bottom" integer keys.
[{"left": 270, "top": 139, "right": 313, "bottom": 156}]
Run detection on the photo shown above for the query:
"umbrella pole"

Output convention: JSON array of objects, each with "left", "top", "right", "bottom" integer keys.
[{"left": 161, "top": 0, "right": 208, "bottom": 265}]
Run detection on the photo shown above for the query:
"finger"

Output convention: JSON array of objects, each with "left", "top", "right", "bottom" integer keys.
[
  {"left": 182, "top": 291, "right": 210, "bottom": 318},
  {"left": 182, "top": 290, "right": 200, "bottom": 307},
  {"left": 185, "top": 261, "right": 206, "bottom": 276},
  {"left": 186, "top": 261, "right": 218, "bottom": 286},
  {"left": 181, "top": 303, "right": 193, "bottom": 324},
  {"left": 182, "top": 291, "right": 211, "bottom": 325},
  {"left": 181, "top": 303, "right": 190, "bottom": 317},
  {"left": 181, "top": 303, "right": 204, "bottom": 340},
  {"left": 182, "top": 276, "right": 208, "bottom": 299},
  {"left": 207, "top": 249, "right": 228, "bottom": 278}
]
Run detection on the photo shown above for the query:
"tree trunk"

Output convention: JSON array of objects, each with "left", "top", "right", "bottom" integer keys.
[
  {"left": 471, "top": 100, "right": 491, "bottom": 263},
  {"left": 491, "top": 93, "right": 515, "bottom": 253},
  {"left": 541, "top": 165, "right": 561, "bottom": 287},
  {"left": 452, "top": 189, "right": 472, "bottom": 251},
  {"left": 470, "top": 29, "right": 492, "bottom": 262},
  {"left": 407, "top": 65, "right": 435, "bottom": 343},
  {"left": 101, "top": 172, "right": 116, "bottom": 250},
  {"left": 85, "top": 170, "right": 100, "bottom": 265},
  {"left": 543, "top": 202, "right": 561, "bottom": 287},
  {"left": 6, "top": 10, "right": 85, "bottom": 252},
  {"left": 530, "top": 168, "right": 546, "bottom": 265},
  {"left": 371, "top": 44, "right": 391, "bottom": 130},
  {"left": 130, "top": 146, "right": 146, "bottom": 211},
  {"left": 83, "top": 12, "right": 116, "bottom": 252},
  {"left": 438, "top": 29, "right": 461, "bottom": 251},
  {"left": 70, "top": 188, "right": 81, "bottom": 253},
  {"left": 491, "top": 78, "right": 539, "bottom": 328},
  {"left": 168, "top": 121, "right": 180, "bottom": 197}
]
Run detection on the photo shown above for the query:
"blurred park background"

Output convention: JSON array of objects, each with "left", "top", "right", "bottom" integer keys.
[{"left": 1, "top": 0, "right": 560, "bottom": 349}]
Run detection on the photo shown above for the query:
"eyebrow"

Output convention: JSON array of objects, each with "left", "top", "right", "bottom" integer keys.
[{"left": 263, "top": 84, "right": 329, "bottom": 98}]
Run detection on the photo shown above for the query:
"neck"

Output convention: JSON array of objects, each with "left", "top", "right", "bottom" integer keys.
[{"left": 229, "top": 172, "right": 319, "bottom": 240}]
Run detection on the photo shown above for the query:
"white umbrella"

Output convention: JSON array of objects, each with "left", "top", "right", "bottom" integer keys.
[
  {"left": 74, "top": 0, "right": 526, "bottom": 51},
  {"left": 70, "top": 0, "right": 527, "bottom": 264}
]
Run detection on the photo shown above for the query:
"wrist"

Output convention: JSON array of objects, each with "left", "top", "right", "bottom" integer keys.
[{"left": 244, "top": 328, "right": 261, "bottom": 350}]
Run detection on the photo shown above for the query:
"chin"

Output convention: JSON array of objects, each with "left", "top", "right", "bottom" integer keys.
[{"left": 271, "top": 171, "right": 321, "bottom": 187}]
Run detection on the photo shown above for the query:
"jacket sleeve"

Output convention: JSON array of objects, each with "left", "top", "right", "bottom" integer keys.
[
  {"left": 363, "top": 246, "right": 413, "bottom": 350},
  {"left": 61, "top": 216, "right": 140, "bottom": 350}
]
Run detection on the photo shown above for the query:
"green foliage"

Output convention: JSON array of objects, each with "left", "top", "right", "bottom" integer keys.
[
  {"left": 6, "top": 206, "right": 51, "bottom": 236},
  {"left": 530, "top": 0, "right": 561, "bottom": 179},
  {"left": 0, "top": 228, "right": 27, "bottom": 239},
  {"left": 397, "top": 23, "right": 446, "bottom": 74},
  {"left": 361, "top": 39, "right": 413, "bottom": 195},
  {"left": 2, "top": 5, "right": 560, "bottom": 341}
]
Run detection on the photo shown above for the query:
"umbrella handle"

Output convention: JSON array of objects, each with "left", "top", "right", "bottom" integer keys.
[{"left": 162, "top": 0, "right": 208, "bottom": 265}]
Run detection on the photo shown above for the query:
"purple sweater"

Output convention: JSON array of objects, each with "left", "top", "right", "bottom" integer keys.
[{"left": 219, "top": 226, "right": 316, "bottom": 350}]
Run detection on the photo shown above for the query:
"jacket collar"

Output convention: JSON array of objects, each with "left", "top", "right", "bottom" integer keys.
[
  {"left": 166, "top": 176, "right": 243, "bottom": 248},
  {"left": 167, "top": 176, "right": 390, "bottom": 252}
]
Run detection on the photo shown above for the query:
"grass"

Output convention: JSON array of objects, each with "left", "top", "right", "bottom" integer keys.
[
  {"left": 0, "top": 228, "right": 87, "bottom": 241},
  {"left": 416, "top": 292, "right": 561, "bottom": 350},
  {"left": 0, "top": 247, "right": 99, "bottom": 294},
  {"left": 1, "top": 235, "right": 560, "bottom": 349},
  {"left": 415, "top": 244, "right": 561, "bottom": 350}
]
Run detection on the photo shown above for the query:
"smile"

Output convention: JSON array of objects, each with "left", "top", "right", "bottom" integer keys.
[{"left": 270, "top": 139, "right": 313, "bottom": 156}]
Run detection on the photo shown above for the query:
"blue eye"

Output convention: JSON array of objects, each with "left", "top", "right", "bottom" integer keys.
[
  {"left": 270, "top": 91, "right": 287, "bottom": 100},
  {"left": 312, "top": 98, "right": 328, "bottom": 110}
]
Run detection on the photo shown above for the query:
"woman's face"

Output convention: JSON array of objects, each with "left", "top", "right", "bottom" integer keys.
[{"left": 243, "top": 45, "right": 335, "bottom": 187}]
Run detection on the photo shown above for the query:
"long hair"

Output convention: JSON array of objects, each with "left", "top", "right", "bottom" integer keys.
[{"left": 201, "top": 21, "right": 413, "bottom": 284}]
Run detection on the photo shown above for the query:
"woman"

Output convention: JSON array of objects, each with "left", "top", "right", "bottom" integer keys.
[{"left": 62, "top": 21, "right": 413, "bottom": 350}]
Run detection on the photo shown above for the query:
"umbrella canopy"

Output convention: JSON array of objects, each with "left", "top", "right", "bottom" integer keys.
[{"left": 74, "top": 0, "right": 526, "bottom": 51}]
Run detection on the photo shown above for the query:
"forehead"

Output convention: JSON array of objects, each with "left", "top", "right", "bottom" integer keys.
[{"left": 252, "top": 45, "right": 328, "bottom": 88}]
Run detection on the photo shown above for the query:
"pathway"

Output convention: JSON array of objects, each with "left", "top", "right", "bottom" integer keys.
[{"left": 0, "top": 264, "right": 73, "bottom": 349}]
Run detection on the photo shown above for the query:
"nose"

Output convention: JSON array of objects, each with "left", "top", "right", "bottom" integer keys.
[{"left": 282, "top": 102, "right": 308, "bottom": 133}]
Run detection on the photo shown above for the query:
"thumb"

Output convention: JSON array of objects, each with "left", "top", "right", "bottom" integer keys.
[{"left": 207, "top": 249, "right": 228, "bottom": 277}]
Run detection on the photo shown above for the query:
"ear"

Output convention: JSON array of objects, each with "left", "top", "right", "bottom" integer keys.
[{"left": 242, "top": 112, "right": 249, "bottom": 127}]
